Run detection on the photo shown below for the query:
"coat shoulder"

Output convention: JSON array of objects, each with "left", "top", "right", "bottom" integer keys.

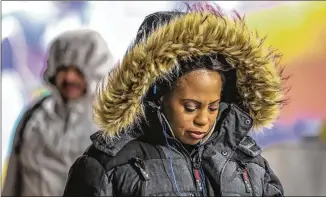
[
  {"left": 86, "top": 138, "right": 164, "bottom": 171},
  {"left": 63, "top": 151, "right": 108, "bottom": 197},
  {"left": 238, "top": 135, "right": 263, "bottom": 157},
  {"left": 63, "top": 139, "right": 163, "bottom": 197}
]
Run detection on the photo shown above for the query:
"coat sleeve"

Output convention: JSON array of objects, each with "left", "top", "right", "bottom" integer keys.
[
  {"left": 63, "top": 155, "right": 114, "bottom": 197},
  {"left": 2, "top": 110, "right": 33, "bottom": 196},
  {"left": 3, "top": 96, "right": 49, "bottom": 196},
  {"left": 262, "top": 158, "right": 284, "bottom": 197},
  {"left": 2, "top": 125, "right": 23, "bottom": 196}
]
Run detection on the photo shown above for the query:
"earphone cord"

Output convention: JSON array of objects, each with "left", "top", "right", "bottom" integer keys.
[{"left": 162, "top": 117, "right": 184, "bottom": 197}]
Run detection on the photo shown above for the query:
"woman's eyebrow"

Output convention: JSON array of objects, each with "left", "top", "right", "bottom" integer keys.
[
  {"left": 209, "top": 99, "right": 221, "bottom": 104},
  {"left": 181, "top": 99, "right": 220, "bottom": 105},
  {"left": 181, "top": 99, "right": 201, "bottom": 105}
]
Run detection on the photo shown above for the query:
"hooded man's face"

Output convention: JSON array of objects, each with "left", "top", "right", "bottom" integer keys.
[{"left": 55, "top": 66, "right": 87, "bottom": 101}]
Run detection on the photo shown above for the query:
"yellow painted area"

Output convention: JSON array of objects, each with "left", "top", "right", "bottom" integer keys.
[
  {"left": 245, "top": 2, "right": 326, "bottom": 63},
  {"left": 320, "top": 122, "right": 326, "bottom": 142},
  {"left": 31, "top": 88, "right": 50, "bottom": 100},
  {"left": 2, "top": 159, "right": 8, "bottom": 189}
]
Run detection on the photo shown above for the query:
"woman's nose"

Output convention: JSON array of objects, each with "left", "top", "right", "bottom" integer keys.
[{"left": 194, "top": 110, "right": 209, "bottom": 127}]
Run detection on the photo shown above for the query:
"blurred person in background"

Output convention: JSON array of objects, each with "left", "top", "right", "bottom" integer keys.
[
  {"left": 63, "top": 2, "right": 286, "bottom": 197},
  {"left": 2, "top": 29, "right": 114, "bottom": 196}
]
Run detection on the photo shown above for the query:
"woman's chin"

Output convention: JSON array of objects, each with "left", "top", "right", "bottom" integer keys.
[{"left": 181, "top": 137, "right": 202, "bottom": 145}]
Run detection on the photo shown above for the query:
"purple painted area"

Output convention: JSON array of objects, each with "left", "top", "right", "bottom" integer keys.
[
  {"left": 54, "top": 1, "right": 90, "bottom": 24},
  {"left": 28, "top": 49, "right": 46, "bottom": 79},
  {"left": 2, "top": 38, "right": 14, "bottom": 70},
  {"left": 253, "top": 119, "right": 322, "bottom": 148}
]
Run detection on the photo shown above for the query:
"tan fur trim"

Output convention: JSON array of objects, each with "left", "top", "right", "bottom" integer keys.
[{"left": 93, "top": 12, "right": 283, "bottom": 136}]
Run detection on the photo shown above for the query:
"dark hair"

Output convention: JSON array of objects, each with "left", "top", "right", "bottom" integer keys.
[{"left": 144, "top": 53, "right": 241, "bottom": 109}]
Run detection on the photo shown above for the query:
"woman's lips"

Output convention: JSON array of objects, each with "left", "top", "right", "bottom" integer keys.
[{"left": 187, "top": 131, "right": 206, "bottom": 140}]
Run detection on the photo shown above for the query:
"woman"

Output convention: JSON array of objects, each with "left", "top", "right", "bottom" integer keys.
[{"left": 63, "top": 3, "right": 285, "bottom": 197}]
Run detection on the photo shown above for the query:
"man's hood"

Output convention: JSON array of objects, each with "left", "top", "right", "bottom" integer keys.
[
  {"left": 43, "top": 29, "right": 115, "bottom": 95},
  {"left": 93, "top": 5, "right": 285, "bottom": 138}
]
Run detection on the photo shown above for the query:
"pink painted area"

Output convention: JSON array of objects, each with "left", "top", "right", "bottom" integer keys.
[{"left": 278, "top": 55, "right": 326, "bottom": 124}]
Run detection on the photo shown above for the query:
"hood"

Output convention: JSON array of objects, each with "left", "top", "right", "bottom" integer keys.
[
  {"left": 43, "top": 29, "right": 115, "bottom": 95},
  {"left": 93, "top": 5, "right": 285, "bottom": 137}
]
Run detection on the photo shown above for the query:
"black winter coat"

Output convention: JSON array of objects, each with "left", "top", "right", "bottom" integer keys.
[{"left": 63, "top": 103, "right": 283, "bottom": 197}]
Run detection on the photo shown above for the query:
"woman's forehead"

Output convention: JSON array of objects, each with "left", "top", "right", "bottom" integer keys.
[
  {"left": 177, "top": 69, "right": 221, "bottom": 86},
  {"left": 172, "top": 69, "right": 222, "bottom": 100}
]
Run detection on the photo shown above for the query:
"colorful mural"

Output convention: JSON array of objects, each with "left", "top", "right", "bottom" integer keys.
[{"left": 246, "top": 1, "right": 326, "bottom": 146}]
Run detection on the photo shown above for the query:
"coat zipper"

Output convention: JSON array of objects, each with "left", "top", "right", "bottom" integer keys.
[
  {"left": 239, "top": 162, "right": 254, "bottom": 196},
  {"left": 161, "top": 113, "right": 205, "bottom": 196},
  {"left": 133, "top": 157, "right": 150, "bottom": 181},
  {"left": 133, "top": 157, "right": 149, "bottom": 196},
  {"left": 193, "top": 163, "right": 205, "bottom": 196},
  {"left": 242, "top": 168, "right": 253, "bottom": 194},
  {"left": 174, "top": 140, "right": 205, "bottom": 196}
]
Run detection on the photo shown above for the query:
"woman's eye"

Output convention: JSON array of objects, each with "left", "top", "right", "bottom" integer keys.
[
  {"left": 209, "top": 106, "right": 219, "bottom": 112},
  {"left": 184, "top": 105, "right": 197, "bottom": 112}
]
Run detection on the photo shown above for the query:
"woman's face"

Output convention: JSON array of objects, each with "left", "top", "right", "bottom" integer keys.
[{"left": 162, "top": 69, "right": 223, "bottom": 145}]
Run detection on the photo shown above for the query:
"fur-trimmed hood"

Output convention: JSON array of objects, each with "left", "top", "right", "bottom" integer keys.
[{"left": 93, "top": 6, "right": 284, "bottom": 137}]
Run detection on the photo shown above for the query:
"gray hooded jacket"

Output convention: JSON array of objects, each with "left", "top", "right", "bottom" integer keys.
[{"left": 2, "top": 29, "right": 115, "bottom": 196}]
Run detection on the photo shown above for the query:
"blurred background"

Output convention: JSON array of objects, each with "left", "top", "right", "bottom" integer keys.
[{"left": 1, "top": 1, "right": 326, "bottom": 195}]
